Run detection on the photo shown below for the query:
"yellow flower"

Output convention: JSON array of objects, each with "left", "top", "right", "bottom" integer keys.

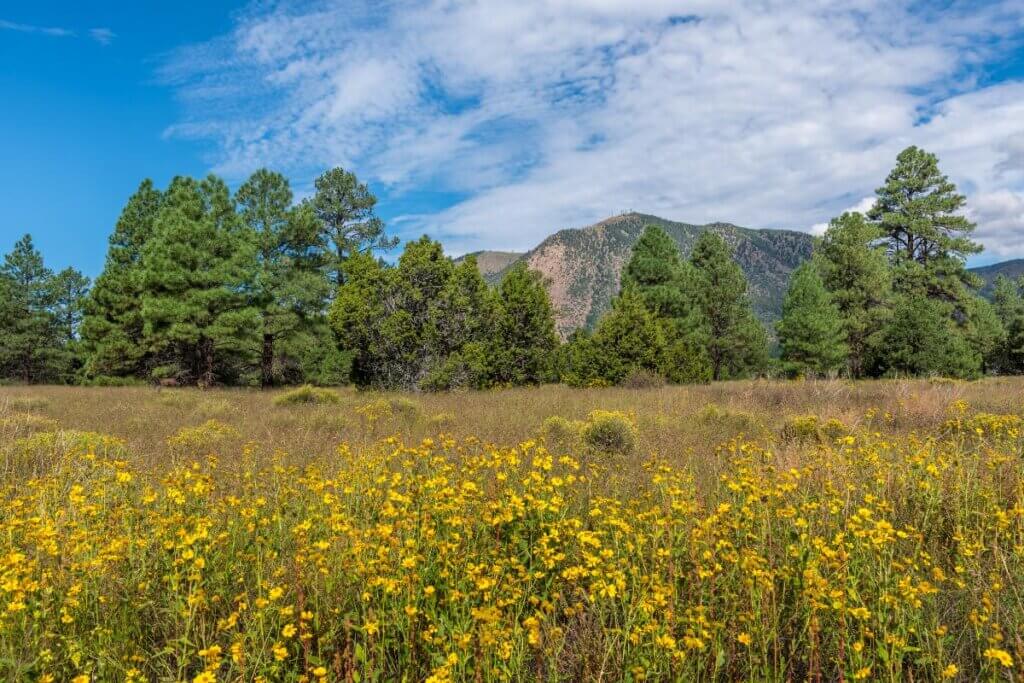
[
  {"left": 941, "top": 664, "right": 959, "bottom": 678},
  {"left": 984, "top": 648, "right": 1013, "bottom": 668},
  {"left": 273, "top": 642, "right": 288, "bottom": 661},
  {"left": 737, "top": 632, "right": 752, "bottom": 646},
  {"left": 312, "top": 666, "right": 328, "bottom": 678},
  {"left": 193, "top": 673, "right": 216, "bottom": 683},
  {"left": 72, "top": 676, "right": 90, "bottom": 683},
  {"left": 282, "top": 623, "right": 297, "bottom": 638}
]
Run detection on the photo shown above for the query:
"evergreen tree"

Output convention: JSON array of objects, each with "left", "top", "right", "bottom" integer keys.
[
  {"left": 81, "top": 180, "right": 163, "bottom": 379},
  {"left": 776, "top": 262, "right": 847, "bottom": 377},
  {"left": 312, "top": 167, "right": 397, "bottom": 285},
  {"left": 491, "top": 262, "right": 559, "bottom": 386},
  {"left": 47, "top": 267, "right": 91, "bottom": 380},
  {"left": 589, "top": 288, "right": 665, "bottom": 385},
  {"left": 962, "top": 296, "right": 1005, "bottom": 375},
  {"left": 868, "top": 146, "right": 982, "bottom": 306},
  {"left": 991, "top": 275, "right": 1024, "bottom": 373},
  {"left": 237, "top": 170, "right": 332, "bottom": 387},
  {"left": 140, "top": 176, "right": 260, "bottom": 386},
  {"left": 813, "top": 212, "right": 892, "bottom": 377},
  {"left": 329, "top": 251, "right": 397, "bottom": 388},
  {"left": 690, "top": 231, "right": 768, "bottom": 380},
  {"left": 558, "top": 329, "right": 604, "bottom": 387},
  {"left": 879, "top": 293, "right": 980, "bottom": 379},
  {"left": 621, "top": 225, "right": 711, "bottom": 382},
  {"left": 0, "top": 235, "right": 61, "bottom": 383}
]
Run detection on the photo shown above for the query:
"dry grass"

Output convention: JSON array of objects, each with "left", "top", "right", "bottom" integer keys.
[{"left": 1, "top": 377, "right": 1019, "bottom": 474}]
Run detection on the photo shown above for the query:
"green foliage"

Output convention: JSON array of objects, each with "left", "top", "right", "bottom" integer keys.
[
  {"left": 588, "top": 289, "right": 665, "bottom": 385},
  {"left": 777, "top": 262, "right": 847, "bottom": 377},
  {"left": 273, "top": 385, "right": 342, "bottom": 406},
  {"left": 690, "top": 232, "right": 769, "bottom": 380},
  {"left": 878, "top": 293, "right": 980, "bottom": 379},
  {"left": 490, "top": 262, "right": 559, "bottom": 386},
  {"left": 538, "top": 415, "right": 585, "bottom": 452},
  {"left": 139, "top": 176, "right": 261, "bottom": 386},
  {"left": 81, "top": 180, "right": 163, "bottom": 379},
  {"left": 990, "top": 275, "right": 1024, "bottom": 374},
  {"left": 581, "top": 410, "right": 638, "bottom": 454},
  {"left": 0, "top": 234, "right": 84, "bottom": 383},
  {"left": 313, "top": 167, "right": 398, "bottom": 285},
  {"left": 814, "top": 212, "right": 892, "bottom": 377}
]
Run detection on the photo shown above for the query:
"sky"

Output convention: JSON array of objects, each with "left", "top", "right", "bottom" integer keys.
[{"left": 3, "top": 0, "right": 1024, "bottom": 278}]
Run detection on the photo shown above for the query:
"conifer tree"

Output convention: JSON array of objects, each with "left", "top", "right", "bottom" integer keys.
[
  {"left": 621, "top": 225, "right": 711, "bottom": 382},
  {"left": 312, "top": 167, "right": 397, "bottom": 285},
  {"left": 0, "top": 235, "right": 61, "bottom": 383},
  {"left": 690, "top": 231, "right": 768, "bottom": 380},
  {"left": 880, "top": 293, "right": 979, "bottom": 379},
  {"left": 589, "top": 288, "right": 665, "bottom": 385},
  {"left": 991, "top": 275, "right": 1024, "bottom": 373},
  {"left": 81, "top": 180, "right": 163, "bottom": 379},
  {"left": 868, "top": 146, "right": 982, "bottom": 305},
  {"left": 237, "top": 170, "right": 332, "bottom": 387},
  {"left": 140, "top": 176, "right": 260, "bottom": 386},
  {"left": 776, "top": 262, "right": 847, "bottom": 377},
  {"left": 47, "top": 267, "right": 91, "bottom": 380},
  {"left": 813, "top": 212, "right": 892, "bottom": 377},
  {"left": 491, "top": 262, "right": 559, "bottom": 386}
]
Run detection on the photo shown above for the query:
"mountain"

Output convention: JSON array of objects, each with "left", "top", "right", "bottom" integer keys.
[
  {"left": 468, "top": 212, "right": 815, "bottom": 338},
  {"left": 969, "top": 259, "right": 1024, "bottom": 298}
]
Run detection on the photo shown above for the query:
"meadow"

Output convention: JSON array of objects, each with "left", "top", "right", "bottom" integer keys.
[{"left": 1, "top": 379, "right": 1022, "bottom": 681}]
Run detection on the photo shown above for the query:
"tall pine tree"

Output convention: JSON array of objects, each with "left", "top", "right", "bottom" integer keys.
[
  {"left": 690, "top": 231, "right": 768, "bottom": 380},
  {"left": 620, "top": 225, "right": 711, "bottom": 382},
  {"left": 813, "top": 212, "right": 892, "bottom": 377},
  {"left": 491, "top": 262, "right": 559, "bottom": 386},
  {"left": 0, "top": 235, "right": 61, "bottom": 383},
  {"left": 81, "top": 180, "right": 163, "bottom": 379},
  {"left": 140, "top": 176, "right": 260, "bottom": 386},
  {"left": 776, "top": 262, "right": 847, "bottom": 377}
]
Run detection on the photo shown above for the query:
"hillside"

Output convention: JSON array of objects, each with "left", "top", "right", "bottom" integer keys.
[
  {"left": 970, "top": 259, "right": 1024, "bottom": 297},
  {"left": 472, "top": 212, "right": 814, "bottom": 337}
]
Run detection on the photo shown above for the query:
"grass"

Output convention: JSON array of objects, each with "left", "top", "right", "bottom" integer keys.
[{"left": 0, "top": 378, "right": 1022, "bottom": 681}]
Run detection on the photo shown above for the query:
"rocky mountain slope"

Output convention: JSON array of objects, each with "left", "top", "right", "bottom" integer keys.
[{"left": 464, "top": 212, "right": 814, "bottom": 337}]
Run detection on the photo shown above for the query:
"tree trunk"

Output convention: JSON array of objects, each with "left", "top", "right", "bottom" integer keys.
[
  {"left": 200, "top": 337, "right": 214, "bottom": 389},
  {"left": 261, "top": 333, "right": 275, "bottom": 389}
]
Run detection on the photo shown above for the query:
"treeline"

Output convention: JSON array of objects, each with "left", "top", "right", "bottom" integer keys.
[{"left": 2, "top": 146, "right": 1023, "bottom": 388}]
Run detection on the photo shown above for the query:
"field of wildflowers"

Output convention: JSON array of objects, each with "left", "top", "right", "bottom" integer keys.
[{"left": 1, "top": 381, "right": 1022, "bottom": 681}]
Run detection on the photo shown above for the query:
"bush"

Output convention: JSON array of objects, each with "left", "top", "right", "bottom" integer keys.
[
  {"left": 697, "top": 403, "right": 763, "bottom": 435},
  {"left": 428, "top": 412, "right": 456, "bottom": 431},
  {"left": 274, "top": 385, "right": 342, "bottom": 406},
  {"left": 619, "top": 369, "right": 666, "bottom": 389},
  {"left": 538, "top": 415, "right": 585, "bottom": 451},
  {"left": 167, "top": 419, "right": 239, "bottom": 456},
  {"left": 388, "top": 397, "right": 421, "bottom": 424},
  {"left": 581, "top": 410, "right": 638, "bottom": 455}
]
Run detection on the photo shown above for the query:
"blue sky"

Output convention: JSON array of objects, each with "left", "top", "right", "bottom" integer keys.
[{"left": 3, "top": 1, "right": 1024, "bottom": 278}]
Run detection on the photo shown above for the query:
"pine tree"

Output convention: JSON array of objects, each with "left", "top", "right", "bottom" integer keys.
[
  {"left": 813, "top": 212, "right": 892, "bottom": 377},
  {"left": 690, "top": 231, "right": 768, "bottom": 380},
  {"left": 81, "top": 180, "right": 163, "bottom": 379},
  {"left": 776, "top": 262, "right": 847, "bottom": 377},
  {"left": 237, "top": 170, "right": 332, "bottom": 387},
  {"left": 140, "top": 176, "right": 260, "bottom": 386},
  {"left": 47, "top": 267, "right": 91, "bottom": 380},
  {"left": 312, "top": 167, "right": 397, "bottom": 285},
  {"left": 589, "top": 288, "right": 665, "bottom": 385},
  {"left": 880, "top": 293, "right": 980, "bottom": 379},
  {"left": 491, "top": 262, "right": 559, "bottom": 386},
  {"left": 0, "top": 235, "right": 60, "bottom": 383},
  {"left": 621, "top": 225, "right": 711, "bottom": 382},
  {"left": 991, "top": 275, "right": 1024, "bottom": 373},
  {"left": 868, "top": 146, "right": 982, "bottom": 305}
]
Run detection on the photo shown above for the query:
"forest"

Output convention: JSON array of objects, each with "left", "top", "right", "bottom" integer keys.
[{"left": 2, "top": 145, "right": 1023, "bottom": 389}]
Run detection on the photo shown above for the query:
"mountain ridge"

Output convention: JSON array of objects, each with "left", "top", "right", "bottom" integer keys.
[{"left": 461, "top": 212, "right": 1022, "bottom": 338}]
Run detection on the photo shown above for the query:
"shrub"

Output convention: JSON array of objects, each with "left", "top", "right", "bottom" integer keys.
[
  {"left": 697, "top": 403, "right": 763, "bottom": 435},
  {"left": 273, "top": 385, "right": 342, "bottom": 406},
  {"left": 167, "top": 419, "right": 239, "bottom": 456},
  {"left": 780, "top": 415, "right": 822, "bottom": 443},
  {"left": 581, "top": 410, "right": 638, "bottom": 455},
  {"left": 619, "top": 369, "right": 666, "bottom": 389},
  {"left": 538, "top": 415, "right": 585, "bottom": 452}
]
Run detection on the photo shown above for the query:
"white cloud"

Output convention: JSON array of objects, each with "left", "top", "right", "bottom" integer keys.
[
  {"left": 0, "top": 18, "right": 75, "bottom": 37},
  {"left": 162, "top": 0, "right": 1024, "bottom": 258},
  {"left": 89, "top": 28, "right": 116, "bottom": 45}
]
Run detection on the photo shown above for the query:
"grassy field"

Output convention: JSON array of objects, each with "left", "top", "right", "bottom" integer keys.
[{"left": 1, "top": 379, "right": 1022, "bottom": 681}]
